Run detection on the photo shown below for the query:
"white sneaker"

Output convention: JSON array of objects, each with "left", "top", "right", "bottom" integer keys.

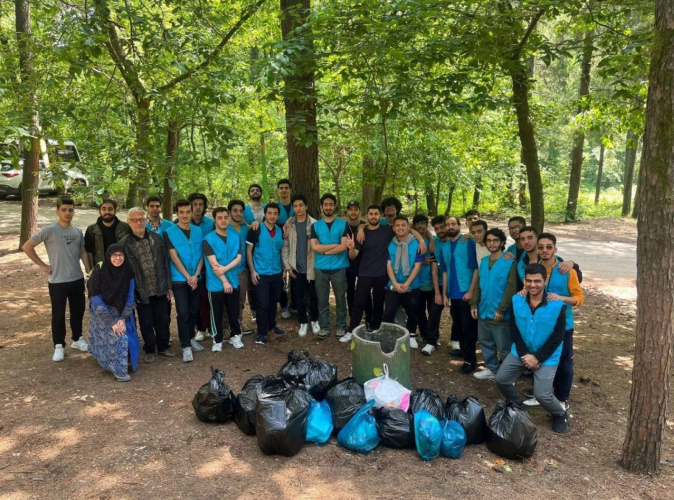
[
  {"left": 336, "top": 329, "right": 346, "bottom": 338},
  {"left": 53, "top": 344, "right": 65, "bottom": 362},
  {"left": 281, "top": 307, "right": 291, "bottom": 319},
  {"left": 311, "top": 321, "right": 320, "bottom": 334},
  {"left": 421, "top": 344, "right": 435, "bottom": 356},
  {"left": 523, "top": 397, "right": 540, "bottom": 407},
  {"left": 339, "top": 332, "right": 353, "bottom": 343},
  {"left": 409, "top": 337, "right": 418, "bottom": 349},
  {"left": 190, "top": 339, "right": 204, "bottom": 352},
  {"left": 473, "top": 368, "right": 495, "bottom": 380},
  {"left": 195, "top": 331, "right": 205, "bottom": 341},
  {"left": 228, "top": 334, "right": 244, "bottom": 349},
  {"left": 451, "top": 340, "right": 460, "bottom": 350},
  {"left": 182, "top": 347, "right": 193, "bottom": 363},
  {"left": 71, "top": 338, "right": 89, "bottom": 352},
  {"left": 212, "top": 342, "right": 223, "bottom": 352},
  {"left": 298, "top": 324, "right": 308, "bottom": 337}
]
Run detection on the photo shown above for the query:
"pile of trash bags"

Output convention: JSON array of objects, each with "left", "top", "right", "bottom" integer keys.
[{"left": 191, "top": 357, "right": 537, "bottom": 461}]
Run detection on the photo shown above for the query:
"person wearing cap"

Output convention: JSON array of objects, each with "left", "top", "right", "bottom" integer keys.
[{"left": 344, "top": 200, "right": 370, "bottom": 326}]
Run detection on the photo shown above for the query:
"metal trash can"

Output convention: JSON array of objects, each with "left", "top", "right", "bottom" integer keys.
[{"left": 351, "top": 322, "right": 411, "bottom": 389}]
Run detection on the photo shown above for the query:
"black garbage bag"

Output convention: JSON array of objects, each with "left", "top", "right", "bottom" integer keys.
[
  {"left": 487, "top": 400, "right": 537, "bottom": 459},
  {"left": 303, "top": 351, "right": 338, "bottom": 401},
  {"left": 278, "top": 349, "right": 310, "bottom": 383},
  {"left": 256, "top": 379, "right": 312, "bottom": 456},
  {"left": 192, "top": 367, "right": 237, "bottom": 423},
  {"left": 234, "top": 374, "right": 271, "bottom": 435},
  {"left": 326, "top": 377, "right": 366, "bottom": 432},
  {"left": 408, "top": 389, "right": 445, "bottom": 420},
  {"left": 374, "top": 406, "right": 415, "bottom": 449},
  {"left": 445, "top": 395, "right": 488, "bottom": 444}
]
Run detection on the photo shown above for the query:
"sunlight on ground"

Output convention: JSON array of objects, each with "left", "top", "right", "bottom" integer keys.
[
  {"left": 0, "top": 491, "right": 32, "bottom": 500},
  {"left": 614, "top": 355, "right": 634, "bottom": 371},
  {"left": 270, "top": 467, "right": 358, "bottom": 499},
  {"left": 85, "top": 401, "right": 132, "bottom": 420},
  {"left": 36, "top": 428, "right": 82, "bottom": 462},
  {"left": 194, "top": 447, "right": 252, "bottom": 478},
  {"left": 0, "top": 436, "right": 17, "bottom": 454}
]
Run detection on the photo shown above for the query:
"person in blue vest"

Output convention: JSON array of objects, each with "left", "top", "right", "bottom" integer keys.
[
  {"left": 228, "top": 199, "right": 255, "bottom": 335},
  {"left": 164, "top": 200, "right": 204, "bottom": 363},
  {"left": 246, "top": 203, "right": 285, "bottom": 345},
  {"left": 379, "top": 196, "right": 402, "bottom": 226},
  {"left": 470, "top": 228, "right": 518, "bottom": 380},
  {"left": 145, "top": 196, "right": 174, "bottom": 235},
  {"left": 244, "top": 183, "right": 266, "bottom": 225},
  {"left": 440, "top": 216, "right": 479, "bottom": 374},
  {"left": 495, "top": 263, "right": 569, "bottom": 434},
  {"left": 413, "top": 214, "right": 437, "bottom": 347},
  {"left": 203, "top": 207, "right": 244, "bottom": 351},
  {"left": 382, "top": 216, "right": 425, "bottom": 336},
  {"left": 505, "top": 216, "right": 526, "bottom": 260},
  {"left": 311, "top": 193, "right": 350, "bottom": 340},
  {"left": 274, "top": 179, "right": 295, "bottom": 319}
]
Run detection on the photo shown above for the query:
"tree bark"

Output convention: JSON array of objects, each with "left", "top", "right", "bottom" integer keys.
[
  {"left": 162, "top": 119, "right": 179, "bottom": 220},
  {"left": 595, "top": 140, "right": 605, "bottom": 205},
  {"left": 426, "top": 183, "right": 436, "bottom": 215},
  {"left": 472, "top": 175, "right": 482, "bottom": 208},
  {"left": 16, "top": 0, "right": 40, "bottom": 248},
  {"left": 621, "top": 0, "right": 674, "bottom": 473},
  {"left": 280, "top": 0, "right": 320, "bottom": 216},
  {"left": 622, "top": 129, "right": 638, "bottom": 216},
  {"left": 361, "top": 156, "right": 375, "bottom": 209},
  {"left": 565, "top": 29, "right": 594, "bottom": 222},
  {"left": 444, "top": 185, "right": 455, "bottom": 216}
]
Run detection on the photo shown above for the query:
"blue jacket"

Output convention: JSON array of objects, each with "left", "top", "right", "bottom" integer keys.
[
  {"left": 477, "top": 254, "right": 515, "bottom": 321},
  {"left": 165, "top": 224, "right": 203, "bottom": 283},
  {"left": 511, "top": 294, "right": 566, "bottom": 366},
  {"left": 252, "top": 224, "right": 284, "bottom": 275},
  {"left": 313, "top": 218, "right": 349, "bottom": 271},
  {"left": 204, "top": 231, "right": 241, "bottom": 292}
]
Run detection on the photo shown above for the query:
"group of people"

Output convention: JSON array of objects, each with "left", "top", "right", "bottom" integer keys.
[{"left": 23, "top": 180, "right": 583, "bottom": 434}]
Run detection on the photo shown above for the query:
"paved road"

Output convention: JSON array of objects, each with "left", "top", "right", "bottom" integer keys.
[{"left": 0, "top": 199, "right": 119, "bottom": 234}]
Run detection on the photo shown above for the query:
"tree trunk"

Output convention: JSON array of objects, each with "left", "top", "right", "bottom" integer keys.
[
  {"left": 595, "top": 140, "right": 605, "bottom": 205},
  {"left": 361, "top": 156, "right": 375, "bottom": 209},
  {"left": 16, "top": 0, "right": 40, "bottom": 248},
  {"left": 472, "top": 175, "right": 482, "bottom": 208},
  {"left": 426, "top": 183, "right": 436, "bottom": 215},
  {"left": 162, "top": 119, "right": 179, "bottom": 220},
  {"left": 280, "top": 0, "right": 319, "bottom": 216},
  {"left": 126, "top": 97, "right": 151, "bottom": 208},
  {"left": 565, "top": 29, "right": 594, "bottom": 222},
  {"left": 518, "top": 161, "right": 528, "bottom": 210},
  {"left": 622, "top": 129, "right": 638, "bottom": 216},
  {"left": 621, "top": 0, "right": 674, "bottom": 473},
  {"left": 444, "top": 185, "right": 455, "bottom": 216}
]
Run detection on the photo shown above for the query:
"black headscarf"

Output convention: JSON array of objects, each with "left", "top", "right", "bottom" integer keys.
[{"left": 88, "top": 243, "right": 134, "bottom": 314}]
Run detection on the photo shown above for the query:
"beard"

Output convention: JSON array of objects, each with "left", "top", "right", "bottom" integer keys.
[
  {"left": 446, "top": 228, "right": 459, "bottom": 238},
  {"left": 102, "top": 214, "right": 115, "bottom": 221},
  {"left": 250, "top": 193, "right": 262, "bottom": 201}
]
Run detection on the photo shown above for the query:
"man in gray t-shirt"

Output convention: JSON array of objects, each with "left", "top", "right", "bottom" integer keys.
[{"left": 22, "top": 198, "right": 91, "bottom": 362}]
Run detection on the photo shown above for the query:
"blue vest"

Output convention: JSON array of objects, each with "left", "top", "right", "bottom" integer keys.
[
  {"left": 511, "top": 295, "right": 566, "bottom": 366},
  {"left": 244, "top": 204, "right": 266, "bottom": 225},
  {"left": 313, "top": 218, "right": 349, "bottom": 271},
  {"left": 253, "top": 224, "right": 284, "bottom": 275},
  {"left": 441, "top": 238, "right": 473, "bottom": 292},
  {"left": 204, "top": 231, "right": 241, "bottom": 292},
  {"left": 506, "top": 243, "right": 517, "bottom": 256},
  {"left": 387, "top": 238, "right": 421, "bottom": 289},
  {"left": 165, "top": 224, "right": 203, "bottom": 283},
  {"left": 193, "top": 216, "right": 215, "bottom": 237},
  {"left": 516, "top": 252, "right": 529, "bottom": 281},
  {"left": 478, "top": 254, "right": 515, "bottom": 321},
  {"left": 276, "top": 203, "right": 295, "bottom": 226},
  {"left": 433, "top": 236, "right": 445, "bottom": 262},
  {"left": 546, "top": 264, "right": 575, "bottom": 329},
  {"left": 417, "top": 238, "right": 433, "bottom": 289},
  {"left": 230, "top": 224, "right": 249, "bottom": 274},
  {"left": 146, "top": 218, "right": 174, "bottom": 235}
]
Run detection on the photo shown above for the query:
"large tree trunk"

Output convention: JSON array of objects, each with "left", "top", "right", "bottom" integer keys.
[
  {"left": 126, "top": 97, "right": 151, "bottom": 208},
  {"left": 280, "top": 0, "right": 319, "bottom": 216},
  {"left": 620, "top": 0, "right": 674, "bottom": 473},
  {"left": 426, "top": 183, "right": 436, "bottom": 215},
  {"left": 565, "top": 29, "right": 593, "bottom": 222},
  {"left": 444, "top": 185, "right": 455, "bottom": 216},
  {"left": 361, "top": 156, "right": 375, "bottom": 209},
  {"left": 162, "top": 118, "right": 179, "bottom": 220},
  {"left": 594, "top": 140, "right": 605, "bottom": 205},
  {"left": 16, "top": 0, "right": 40, "bottom": 248},
  {"left": 472, "top": 175, "right": 482, "bottom": 208},
  {"left": 622, "top": 129, "right": 638, "bottom": 216}
]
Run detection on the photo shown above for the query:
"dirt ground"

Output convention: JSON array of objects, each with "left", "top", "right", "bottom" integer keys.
[{"left": 1, "top": 215, "right": 673, "bottom": 500}]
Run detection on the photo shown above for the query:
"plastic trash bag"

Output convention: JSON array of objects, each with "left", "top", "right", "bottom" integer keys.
[
  {"left": 374, "top": 406, "right": 415, "bottom": 449},
  {"left": 364, "top": 364, "right": 412, "bottom": 411},
  {"left": 440, "top": 419, "right": 467, "bottom": 459},
  {"left": 303, "top": 351, "right": 338, "bottom": 401},
  {"left": 234, "top": 374, "right": 272, "bottom": 435},
  {"left": 414, "top": 410, "right": 443, "bottom": 461},
  {"left": 326, "top": 377, "right": 367, "bottom": 432},
  {"left": 408, "top": 388, "right": 445, "bottom": 420},
  {"left": 445, "top": 395, "right": 488, "bottom": 445},
  {"left": 337, "top": 400, "right": 379, "bottom": 454},
  {"left": 306, "top": 398, "right": 333, "bottom": 444},
  {"left": 192, "top": 367, "right": 237, "bottom": 423},
  {"left": 256, "top": 378, "right": 312, "bottom": 456},
  {"left": 278, "top": 349, "right": 310, "bottom": 384},
  {"left": 487, "top": 400, "right": 538, "bottom": 459}
]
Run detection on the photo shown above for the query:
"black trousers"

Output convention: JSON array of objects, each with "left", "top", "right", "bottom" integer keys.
[
  {"left": 291, "top": 272, "right": 318, "bottom": 324},
  {"left": 208, "top": 289, "right": 241, "bottom": 343},
  {"left": 346, "top": 270, "right": 373, "bottom": 326},
  {"left": 348, "top": 275, "right": 386, "bottom": 333},
  {"left": 48, "top": 278, "right": 85, "bottom": 346},
  {"left": 383, "top": 288, "right": 421, "bottom": 335},
  {"left": 256, "top": 273, "right": 283, "bottom": 338},
  {"left": 173, "top": 283, "right": 199, "bottom": 349},
  {"left": 450, "top": 298, "right": 478, "bottom": 364},
  {"left": 424, "top": 302, "right": 445, "bottom": 346},
  {"left": 417, "top": 289, "right": 435, "bottom": 338},
  {"left": 137, "top": 295, "right": 171, "bottom": 354}
]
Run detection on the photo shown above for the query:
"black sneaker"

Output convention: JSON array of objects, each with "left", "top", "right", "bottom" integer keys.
[
  {"left": 255, "top": 336, "right": 266, "bottom": 345},
  {"left": 552, "top": 412, "right": 569, "bottom": 434},
  {"left": 450, "top": 349, "right": 464, "bottom": 357},
  {"left": 458, "top": 362, "right": 475, "bottom": 374},
  {"left": 158, "top": 350, "right": 176, "bottom": 357},
  {"left": 272, "top": 327, "right": 286, "bottom": 336}
]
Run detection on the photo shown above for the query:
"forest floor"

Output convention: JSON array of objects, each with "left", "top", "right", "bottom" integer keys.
[{"left": 1, "top": 213, "right": 673, "bottom": 500}]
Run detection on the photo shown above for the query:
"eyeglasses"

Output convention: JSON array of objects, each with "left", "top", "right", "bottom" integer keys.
[
  {"left": 485, "top": 238, "right": 501, "bottom": 244},
  {"left": 128, "top": 217, "right": 146, "bottom": 224},
  {"left": 110, "top": 253, "right": 125, "bottom": 259},
  {"left": 508, "top": 225, "right": 522, "bottom": 231}
]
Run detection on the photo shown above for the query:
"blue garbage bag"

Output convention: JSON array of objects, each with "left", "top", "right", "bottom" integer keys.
[
  {"left": 306, "top": 398, "right": 333, "bottom": 444},
  {"left": 337, "top": 400, "right": 379, "bottom": 454},
  {"left": 415, "top": 410, "right": 442, "bottom": 461},
  {"left": 440, "top": 419, "right": 467, "bottom": 459}
]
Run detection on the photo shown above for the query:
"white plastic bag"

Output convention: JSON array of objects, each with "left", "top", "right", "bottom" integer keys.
[{"left": 364, "top": 364, "right": 411, "bottom": 412}]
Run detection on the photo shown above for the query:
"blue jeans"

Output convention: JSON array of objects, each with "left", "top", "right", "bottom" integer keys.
[
  {"left": 553, "top": 328, "right": 574, "bottom": 401},
  {"left": 477, "top": 319, "right": 512, "bottom": 373},
  {"left": 173, "top": 283, "right": 199, "bottom": 349}
]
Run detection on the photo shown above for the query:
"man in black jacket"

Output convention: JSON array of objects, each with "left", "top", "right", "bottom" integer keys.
[{"left": 84, "top": 198, "right": 130, "bottom": 268}]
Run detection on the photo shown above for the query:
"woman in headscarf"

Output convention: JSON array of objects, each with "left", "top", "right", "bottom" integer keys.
[{"left": 88, "top": 243, "right": 140, "bottom": 381}]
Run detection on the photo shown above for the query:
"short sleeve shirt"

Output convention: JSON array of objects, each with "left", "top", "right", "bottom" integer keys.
[{"left": 31, "top": 223, "right": 84, "bottom": 283}]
